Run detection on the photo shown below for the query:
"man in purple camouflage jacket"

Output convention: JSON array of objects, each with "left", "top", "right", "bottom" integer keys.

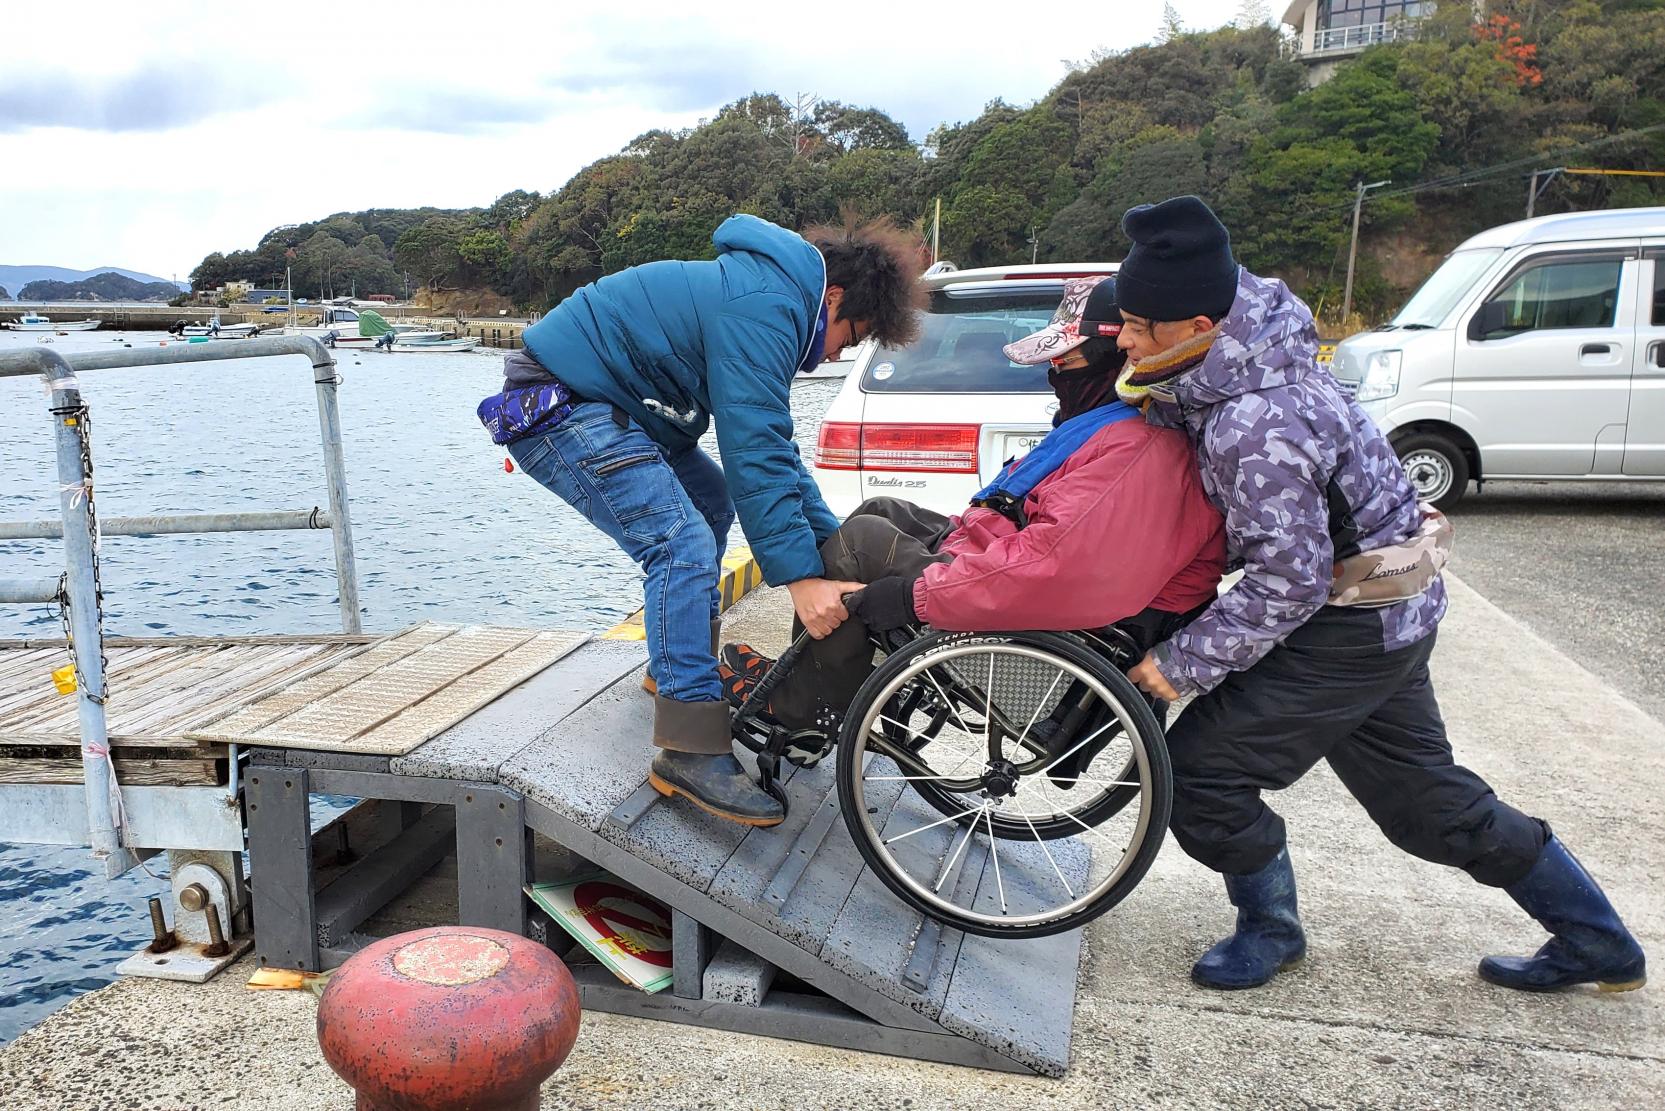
[{"left": 1111, "top": 195, "right": 1644, "bottom": 995}]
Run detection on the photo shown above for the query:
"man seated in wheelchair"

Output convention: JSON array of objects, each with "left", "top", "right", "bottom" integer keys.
[{"left": 722, "top": 275, "right": 1227, "bottom": 742}]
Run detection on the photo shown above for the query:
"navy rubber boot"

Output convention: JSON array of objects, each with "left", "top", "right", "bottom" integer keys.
[
  {"left": 1478, "top": 836, "right": 1646, "bottom": 993},
  {"left": 1192, "top": 847, "right": 1308, "bottom": 990}
]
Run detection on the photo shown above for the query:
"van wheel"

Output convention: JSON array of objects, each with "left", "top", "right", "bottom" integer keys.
[{"left": 1396, "top": 433, "right": 1469, "bottom": 509}]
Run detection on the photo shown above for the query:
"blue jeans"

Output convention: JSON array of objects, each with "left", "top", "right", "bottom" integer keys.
[{"left": 508, "top": 402, "right": 734, "bottom": 703}]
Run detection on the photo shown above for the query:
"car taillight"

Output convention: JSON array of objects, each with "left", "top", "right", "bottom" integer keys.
[
  {"left": 814, "top": 422, "right": 982, "bottom": 474},
  {"left": 861, "top": 424, "right": 981, "bottom": 473},
  {"left": 815, "top": 422, "right": 863, "bottom": 470}
]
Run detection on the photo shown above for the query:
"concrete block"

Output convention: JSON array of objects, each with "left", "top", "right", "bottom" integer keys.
[{"left": 702, "top": 940, "right": 777, "bottom": 1007}]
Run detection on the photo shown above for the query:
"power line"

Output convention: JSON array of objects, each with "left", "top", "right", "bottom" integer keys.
[{"left": 1302, "top": 120, "right": 1665, "bottom": 217}]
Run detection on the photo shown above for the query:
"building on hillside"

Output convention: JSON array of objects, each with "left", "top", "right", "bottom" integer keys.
[
  {"left": 245, "top": 288, "right": 290, "bottom": 304},
  {"left": 1280, "top": 2, "right": 1433, "bottom": 85}
]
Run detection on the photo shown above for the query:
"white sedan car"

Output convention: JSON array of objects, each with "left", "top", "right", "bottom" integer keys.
[{"left": 810, "top": 262, "right": 1119, "bottom": 518}]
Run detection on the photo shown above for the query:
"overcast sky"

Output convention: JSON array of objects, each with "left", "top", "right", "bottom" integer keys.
[{"left": 0, "top": 0, "right": 1252, "bottom": 281}]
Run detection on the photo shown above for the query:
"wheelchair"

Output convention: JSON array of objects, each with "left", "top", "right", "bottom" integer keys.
[{"left": 732, "top": 617, "right": 1172, "bottom": 940}]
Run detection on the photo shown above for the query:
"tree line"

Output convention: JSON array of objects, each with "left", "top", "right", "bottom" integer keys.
[{"left": 190, "top": 1, "right": 1663, "bottom": 322}]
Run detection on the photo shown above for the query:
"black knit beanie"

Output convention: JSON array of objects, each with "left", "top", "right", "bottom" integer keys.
[{"left": 1116, "top": 195, "right": 1239, "bottom": 323}]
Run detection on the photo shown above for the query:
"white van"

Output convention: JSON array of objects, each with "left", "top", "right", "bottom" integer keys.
[{"left": 1331, "top": 207, "right": 1665, "bottom": 507}]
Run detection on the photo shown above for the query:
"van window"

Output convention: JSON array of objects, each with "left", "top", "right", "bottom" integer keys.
[
  {"left": 1476, "top": 255, "right": 1624, "bottom": 339},
  {"left": 1391, "top": 248, "right": 1502, "bottom": 328},
  {"left": 1653, "top": 260, "right": 1665, "bottom": 326}
]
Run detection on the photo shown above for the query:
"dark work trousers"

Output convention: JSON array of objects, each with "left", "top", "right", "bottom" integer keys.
[
  {"left": 1166, "top": 605, "right": 1548, "bottom": 887},
  {"left": 772, "top": 498, "right": 954, "bottom": 727}
]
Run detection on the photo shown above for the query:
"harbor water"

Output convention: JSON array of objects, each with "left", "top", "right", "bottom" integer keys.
[{"left": 0, "top": 328, "right": 843, "bottom": 1041}]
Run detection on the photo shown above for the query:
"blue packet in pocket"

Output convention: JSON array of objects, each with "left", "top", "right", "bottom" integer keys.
[{"left": 477, "top": 381, "right": 578, "bottom": 445}]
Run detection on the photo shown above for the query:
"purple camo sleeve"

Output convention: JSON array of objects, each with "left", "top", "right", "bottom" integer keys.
[{"left": 1152, "top": 416, "right": 1333, "bottom": 696}]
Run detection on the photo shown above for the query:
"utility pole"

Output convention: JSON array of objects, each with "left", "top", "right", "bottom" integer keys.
[
  {"left": 932, "top": 197, "right": 941, "bottom": 264},
  {"left": 1028, "top": 227, "right": 1039, "bottom": 265},
  {"left": 1342, "top": 179, "right": 1390, "bottom": 325},
  {"left": 1527, "top": 167, "right": 1565, "bottom": 218}
]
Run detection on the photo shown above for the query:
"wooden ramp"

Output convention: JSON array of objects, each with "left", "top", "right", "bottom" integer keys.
[{"left": 246, "top": 640, "right": 1083, "bottom": 1076}]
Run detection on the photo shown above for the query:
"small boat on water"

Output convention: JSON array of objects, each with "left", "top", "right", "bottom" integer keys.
[
  {"left": 170, "top": 316, "right": 260, "bottom": 339},
  {"left": 311, "top": 308, "right": 456, "bottom": 349},
  {"left": 382, "top": 337, "right": 481, "bottom": 352},
  {"left": 4, "top": 313, "right": 101, "bottom": 332}
]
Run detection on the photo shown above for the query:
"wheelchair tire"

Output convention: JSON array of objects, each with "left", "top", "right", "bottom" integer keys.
[{"left": 834, "top": 630, "right": 1171, "bottom": 939}]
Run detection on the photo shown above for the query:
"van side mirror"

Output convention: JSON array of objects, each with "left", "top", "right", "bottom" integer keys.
[{"left": 1468, "top": 302, "right": 1507, "bottom": 341}]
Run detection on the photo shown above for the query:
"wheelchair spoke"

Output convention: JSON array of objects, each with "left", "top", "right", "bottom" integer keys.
[
  {"left": 1052, "top": 803, "right": 1131, "bottom": 854},
  {"left": 984, "top": 807, "right": 1007, "bottom": 914},
  {"left": 983, "top": 655, "right": 996, "bottom": 759},
  {"left": 1010, "top": 670, "right": 1065, "bottom": 762},
  {"left": 874, "top": 714, "right": 936, "bottom": 746},
  {"left": 924, "top": 668, "right": 978, "bottom": 738},
  {"left": 1020, "top": 808, "right": 1075, "bottom": 900},
  {"left": 934, "top": 804, "right": 985, "bottom": 894},
  {"left": 1035, "top": 718, "right": 1120, "bottom": 778},
  {"left": 883, "top": 803, "right": 984, "bottom": 847}
]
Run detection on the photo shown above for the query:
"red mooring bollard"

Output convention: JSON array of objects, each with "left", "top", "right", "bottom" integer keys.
[{"left": 317, "top": 926, "right": 581, "bottom": 1111}]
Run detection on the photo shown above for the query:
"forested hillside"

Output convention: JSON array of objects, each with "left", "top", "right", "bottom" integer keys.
[
  {"left": 191, "top": 1, "right": 1664, "bottom": 322},
  {"left": 18, "top": 272, "right": 181, "bottom": 302}
]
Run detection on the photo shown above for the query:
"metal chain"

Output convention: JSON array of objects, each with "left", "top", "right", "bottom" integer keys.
[{"left": 54, "top": 402, "right": 109, "bottom": 705}]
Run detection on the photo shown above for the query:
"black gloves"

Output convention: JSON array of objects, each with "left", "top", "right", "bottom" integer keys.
[{"left": 846, "top": 574, "right": 919, "bottom": 632}]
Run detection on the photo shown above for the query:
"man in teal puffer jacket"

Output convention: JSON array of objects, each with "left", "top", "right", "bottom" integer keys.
[{"left": 498, "top": 214, "right": 922, "bottom": 826}]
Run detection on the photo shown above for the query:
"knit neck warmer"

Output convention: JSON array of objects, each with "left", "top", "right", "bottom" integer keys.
[{"left": 1116, "top": 327, "right": 1220, "bottom": 406}]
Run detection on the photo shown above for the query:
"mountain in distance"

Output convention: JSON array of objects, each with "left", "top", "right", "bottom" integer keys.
[
  {"left": 18, "top": 272, "right": 183, "bottom": 302},
  {"left": 0, "top": 264, "right": 185, "bottom": 300}
]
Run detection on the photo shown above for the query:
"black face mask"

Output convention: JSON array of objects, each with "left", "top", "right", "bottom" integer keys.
[{"left": 1047, "top": 338, "right": 1128, "bottom": 425}]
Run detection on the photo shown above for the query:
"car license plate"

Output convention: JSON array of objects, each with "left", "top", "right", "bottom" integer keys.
[{"left": 998, "top": 431, "right": 1046, "bottom": 464}]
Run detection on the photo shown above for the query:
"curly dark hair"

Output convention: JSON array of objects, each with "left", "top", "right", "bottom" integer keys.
[{"left": 802, "top": 215, "right": 927, "bottom": 347}]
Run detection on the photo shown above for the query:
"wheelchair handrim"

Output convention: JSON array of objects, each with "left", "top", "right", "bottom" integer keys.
[{"left": 846, "top": 638, "right": 1157, "bottom": 930}]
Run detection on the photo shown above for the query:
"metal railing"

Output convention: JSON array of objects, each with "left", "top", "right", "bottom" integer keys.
[
  {"left": 0, "top": 335, "right": 361, "bottom": 869},
  {"left": 1287, "top": 19, "right": 1421, "bottom": 58}
]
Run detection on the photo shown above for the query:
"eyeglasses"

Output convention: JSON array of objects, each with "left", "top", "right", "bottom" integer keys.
[{"left": 847, "top": 318, "right": 869, "bottom": 345}]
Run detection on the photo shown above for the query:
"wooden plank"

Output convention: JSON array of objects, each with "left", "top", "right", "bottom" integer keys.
[
  {"left": 0, "top": 645, "right": 172, "bottom": 723},
  {"left": 0, "top": 754, "right": 225, "bottom": 786},
  {"left": 0, "top": 648, "right": 62, "bottom": 687},
  {"left": 101, "top": 644, "right": 294, "bottom": 736},
  {"left": 119, "top": 643, "right": 339, "bottom": 736},
  {"left": 4, "top": 646, "right": 223, "bottom": 731},
  {"left": 191, "top": 624, "right": 455, "bottom": 738},
  {"left": 0, "top": 730, "right": 231, "bottom": 750},
  {"left": 207, "top": 626, "right": 542, "bottom": 748}
]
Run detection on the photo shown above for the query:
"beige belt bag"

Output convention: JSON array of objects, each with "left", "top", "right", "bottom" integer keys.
[{"left": 1329, "top": 504, "right": 1453, "bottom": 608}]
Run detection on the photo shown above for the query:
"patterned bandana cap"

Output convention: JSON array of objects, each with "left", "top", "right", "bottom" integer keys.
[{"left": 1003, "top": 275, "right": 1113, "bottom": 365}]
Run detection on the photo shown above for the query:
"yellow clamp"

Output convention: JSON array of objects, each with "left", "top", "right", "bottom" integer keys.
[{"left": 52, "top": 664, "right": 78, "bottom": 695}]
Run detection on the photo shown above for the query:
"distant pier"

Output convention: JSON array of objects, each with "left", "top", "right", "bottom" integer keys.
[{"left": 4, "top": 302, "right": 531, "bottom": 347}]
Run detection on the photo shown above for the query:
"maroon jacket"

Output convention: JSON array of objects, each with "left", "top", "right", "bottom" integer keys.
[{"left": 912, "top": 419, "right": 1226, "bottom": 632}]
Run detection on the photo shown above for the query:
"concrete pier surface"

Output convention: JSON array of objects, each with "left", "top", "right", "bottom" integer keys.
[{"left": 1, "top": 573, "right": 1659, "bottom": 1110}]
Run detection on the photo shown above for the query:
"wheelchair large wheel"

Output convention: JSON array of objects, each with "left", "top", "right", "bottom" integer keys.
[{"left": 834, "top": 630, "right": 1170, "bottom": 938}]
